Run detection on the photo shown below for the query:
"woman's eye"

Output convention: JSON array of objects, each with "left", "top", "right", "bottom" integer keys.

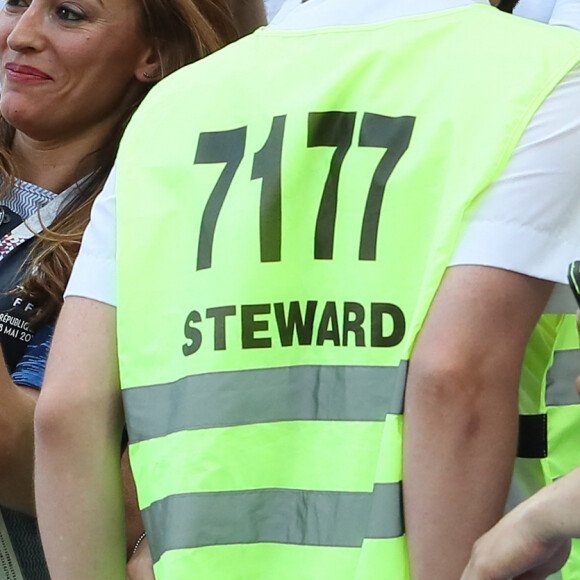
[
  {"left": 4, "top": 0, "right": 28, "bottom": 10},
  {"left": 56, "top": 6, "right": 84, "bottom": 21}
]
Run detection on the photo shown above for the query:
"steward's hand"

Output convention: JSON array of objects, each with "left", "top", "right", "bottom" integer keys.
[
  {"left": 460, "top": 501, "right": 570, "bottom": 580},
  {"left": 127, "top": 536, "right": 154, "bottom": 580},
  {"left": 576, "top": 309, "right": 580, "bottom": 398}
]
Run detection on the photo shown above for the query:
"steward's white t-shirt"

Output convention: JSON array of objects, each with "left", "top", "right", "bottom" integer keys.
[
  {"left": 264, "top": 0, "right": 288, "bottom": 21},
  {"left": 515, "top": 0, "right": 580, "bottom": 28},
  {"left": 66, "top": 0, "right": 580, "bottom": 314}
]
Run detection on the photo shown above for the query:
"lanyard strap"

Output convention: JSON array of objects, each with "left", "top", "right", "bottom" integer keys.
[{"left": 0, "top": 183, "right": 78, "bottom": 262}]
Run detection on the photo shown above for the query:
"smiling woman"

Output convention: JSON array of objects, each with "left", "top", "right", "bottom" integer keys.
[
  {"left": 0, "top": 0, "right": 244, "bottom": 577},
  {"left": 0, "top": 0, "right": 155, "bottom": 144}
]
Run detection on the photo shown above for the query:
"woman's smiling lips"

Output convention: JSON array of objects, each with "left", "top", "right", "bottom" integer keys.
[{"left": 4, "top": 62, "right": 52, "bottom": 82}]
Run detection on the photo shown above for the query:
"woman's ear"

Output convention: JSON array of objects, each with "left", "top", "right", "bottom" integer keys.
[{"left": 135, "top": 46, "right": 162, "bottom": 83}]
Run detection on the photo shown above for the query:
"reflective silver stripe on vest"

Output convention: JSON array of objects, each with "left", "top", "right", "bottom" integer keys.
[
  {"left": 545, "top": 349, "right": 580, "bottom": 406},
  {"left": 123, "top": 364, "right": 408, "bottom": 443},
  {"left": 143, "top": 482, "right": 403, "bottom": 563}
]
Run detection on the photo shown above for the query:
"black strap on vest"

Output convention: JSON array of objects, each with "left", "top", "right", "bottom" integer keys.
[{"left": 517, "top": 414, "right": 547, "bottom": 459}]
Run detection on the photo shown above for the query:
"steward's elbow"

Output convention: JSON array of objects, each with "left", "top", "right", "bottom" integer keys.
[
  {"left": 409, "top": 351, "right": 484, "bottom": 404},
  {"left": 35, "top": 381, "right": 88, "bottom": 447},
  {"left": 406, "top": 350, "right": 519, "bottom": 436},
  {"left": 35, "top": 373, "right": 124, "bottom": 453}
]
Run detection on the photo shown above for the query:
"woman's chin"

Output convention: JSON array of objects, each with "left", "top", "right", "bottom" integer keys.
[
  {"left": 0, "top": 93, "right": 43, "bottom": 129},
  {"left": 0, "top": 104, "right": 54, "bottom": 141}
]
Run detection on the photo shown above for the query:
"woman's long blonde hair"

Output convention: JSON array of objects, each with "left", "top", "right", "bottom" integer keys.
[{"left": 0, "top": 0, "right": 238, "bottom": 326}]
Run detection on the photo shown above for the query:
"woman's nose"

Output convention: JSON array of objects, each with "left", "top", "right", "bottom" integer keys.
[{"left": 6, "top": 3, "right": 46, "bottom": 53}]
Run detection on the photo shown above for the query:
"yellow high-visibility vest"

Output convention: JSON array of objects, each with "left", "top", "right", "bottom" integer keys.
[{"left": 116, "top": 6, "right": 580, "bottom": 578}]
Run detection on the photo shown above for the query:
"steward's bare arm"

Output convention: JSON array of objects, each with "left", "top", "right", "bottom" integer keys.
[
  {"left": 459, "top": 309, "right": 580, "bottom": 580},
  {"left": 404, "top": 265, "right": 554, "bottom": 580},
  {"left": 35, "top": 297, "right": 125, "bottom": 580}
]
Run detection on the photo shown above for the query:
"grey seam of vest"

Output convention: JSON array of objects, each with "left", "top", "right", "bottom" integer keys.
[
  {"left": 123, "top": 363, "right": 409, "bottom": 444},
  {"left": 545, "top": 349, "right": 580, "bottom": 407},
  {"left": 142, "top": 482, "right": 404, "bottom": 564}
]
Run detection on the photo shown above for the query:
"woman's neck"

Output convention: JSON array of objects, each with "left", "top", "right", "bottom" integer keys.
[{"left": 10, "top": 125, "right": 111, "bottom": 194}]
